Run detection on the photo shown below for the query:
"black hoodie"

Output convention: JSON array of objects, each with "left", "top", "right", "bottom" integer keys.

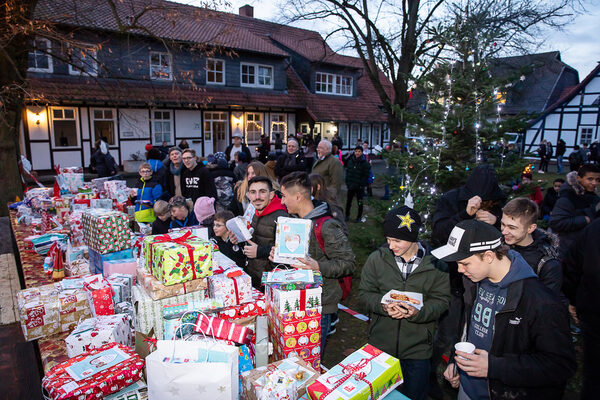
[{"left": 181, "top": 163, "right": 217, "bottom": 203}]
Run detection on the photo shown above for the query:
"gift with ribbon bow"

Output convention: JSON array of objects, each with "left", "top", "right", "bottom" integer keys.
[
  {"left": 142, "top": 231, "right": 213, "bottom": 286},
  {"left": 307, "top": 344, "right": 403, "bottom": 400},
  {"left": 208, "top": 267, "right": 253, "bottom": 307},
  {"left": 136, "top": 267, "right": 207, "bottom": 300},
  {"left": 83, "top": 275, "right": 116, "bottom": 317},
  {"left": 194, "top": 313, "right": 254, "bottom": 346}
]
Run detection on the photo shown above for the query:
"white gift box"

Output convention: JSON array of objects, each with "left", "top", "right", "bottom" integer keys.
[{"left": 65, "top": 314, "right": 133, "bottom": 357}]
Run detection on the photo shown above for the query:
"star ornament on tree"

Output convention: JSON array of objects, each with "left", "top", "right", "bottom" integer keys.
[{"left": 397, "top": 212, "right": 416, "bottom": 231}]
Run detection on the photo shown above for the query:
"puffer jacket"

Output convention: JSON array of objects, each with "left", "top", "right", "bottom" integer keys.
[
  {"left": 134, "top": 175, "right": 163, "bottom": 213},
  {"left": 248, "top": 196, "right": 289, "bottom": 287},
  {"left": 274, "top": 150, "right": 307, "bottom": 180},
  {"left": 359, "top": 243, "right": 450, "bottom": 360},
  {"left": 549, "top": 171, "right": 600, "bottom": 257},
  {"left": 345, "top": 155, "right": 371, "bottom": 190}
]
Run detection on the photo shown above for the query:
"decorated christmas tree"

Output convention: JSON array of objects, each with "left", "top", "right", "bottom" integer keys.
[{"left": 284, "top": 300, "right": 291, "bottom": 313}]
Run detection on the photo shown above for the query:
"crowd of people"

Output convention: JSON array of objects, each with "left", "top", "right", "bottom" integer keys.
[{"left": 86, "top": 133, "right": 599, "bottom": 400}]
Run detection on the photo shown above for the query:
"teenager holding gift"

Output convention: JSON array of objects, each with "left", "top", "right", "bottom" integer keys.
[
  {"left": 434, "top": 220, "right": 576, "bottom": 400},
  {"left": 359, "top": 206, "right": 450, "bottom": 400},
  {"left": 276, "top": 172, "right": 356, "bottom": 355}
]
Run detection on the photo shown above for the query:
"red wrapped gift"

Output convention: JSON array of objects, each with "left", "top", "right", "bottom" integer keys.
[
  {"left": 42, "top": 342, "right": 144, "bottom": 400},
  {"left": 194, "top": 313, "right": 254, "bottom": 345},
  {"left": 83, "top": 275, "right": 115, "bottom": 317},
  {"left": 217, "top": 288, "right": 267, "bottom": 321}
]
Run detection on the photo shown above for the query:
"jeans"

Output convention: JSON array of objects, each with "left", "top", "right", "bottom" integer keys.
[
  {"left": 346, "top": 187, "right": 364, "bottom": 220},
  {"left": 321, "top": 313, "right": 335, "bottom": 357},
  {"left": 581, "top": 318, "right": 600, "bottom": 399},
  {"left": 399, "top": 358, "right": 431, "bottom": 400},
  {"left": 557, "top": 155, "right": 563, "bottom": 174}
]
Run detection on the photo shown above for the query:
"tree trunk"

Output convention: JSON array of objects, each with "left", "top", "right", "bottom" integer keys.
[{"left": 0, "top": 110, "right": 24, "bottom": 216}]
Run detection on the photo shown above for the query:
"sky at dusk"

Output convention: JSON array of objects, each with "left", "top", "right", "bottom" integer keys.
[{"left": 186, "top": 0, "right": 600, "bottom": 79}]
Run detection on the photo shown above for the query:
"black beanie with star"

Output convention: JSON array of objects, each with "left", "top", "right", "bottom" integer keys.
[{"left": 383, "top": 206, "right": 422, "bottom": 242}]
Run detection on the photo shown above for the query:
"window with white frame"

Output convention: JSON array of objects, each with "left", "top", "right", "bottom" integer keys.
[
  {"left": 204, "top": 112, "right": 227, "bottom": 142},
  {"left": 270, "top": 114, "right": 287, "bottom": 141},
  {"left": 28, "top": 38, "right": 53, "bottom": 72},
  {"left": 152, "top": 111, "right": 172, "bottom": 144},
  {"left": 92, "top": 109, "right": 117, "bottom": 145},
  {"left": 150, "top": 52, "right": 172, "bottom": 80},
  {"left": 206, "top": 59, "right": 225, "bottom": 84},
  {"left": 68, "top": 44, "right": 98, "bottom": 76},
  {"left": 241, "top": 63, "right": 273, "bottom": 88},
  {"left": 362, "top": 124, "right": 371, "bottom": 144},
  {"left": 316, "top": 72, "right": 353, "bottom": 96},
  {"left": 580, "top": 127, "right": 594, "bottom": 145},
  {"left": 245, "top": 113, "right": 263, "bottom": 143},
  {"left": 383, "top": 124, "right": 390, "bottom": 142},
  {"left": 339, "top": 123, "right": 349, "bottom": 148},
  {"left": 350, "top": 124, "right": 360, "bottom": 146},
  {"left": 372, "top": 124, "right": 381, "bottom": 146},
  {"left": 51, "top": 107, "right": 79, "bottom": 148},
  {"left": 300, "top": 123, "right": 310, "bottom": 134}
]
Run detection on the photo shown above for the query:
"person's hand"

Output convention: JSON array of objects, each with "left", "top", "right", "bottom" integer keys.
[
  {"left": 585, "top": 216, "right": 591, "bottom": 224},
  {"left": 243, "top": 240, "right": 258, "bottom": 259},
  {"left": 229, "top": 232, "right": 239, "bottom": 245},
  {"left": 443, "top": 363, "right": 460, "bottom": 388},
  {"left": 383, "top": 303, "right": 404, "bottom": 319},
  {"left": 475, "top": 210, "right": 497, "bottom": 225},
  {"left": 292, "top": 256, "right": 320, "bottom": 271},
  {"left": 455, "top": 349, "right": 489, "bottom": 378},
  {"left": 569, "top": 304, "right": 579, "bottom": 325},
  {"left": 466, "top": 196, "right": 482, "bottom": 216}
]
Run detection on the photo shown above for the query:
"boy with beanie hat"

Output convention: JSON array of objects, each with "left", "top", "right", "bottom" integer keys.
[{"left": 359, "top": 206, "right": 450, "bottom": 400}]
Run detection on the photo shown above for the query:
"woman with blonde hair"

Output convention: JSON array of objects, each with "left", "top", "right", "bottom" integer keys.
[{"left": 230, "top": 161, "right": 279, "bottom": 216}]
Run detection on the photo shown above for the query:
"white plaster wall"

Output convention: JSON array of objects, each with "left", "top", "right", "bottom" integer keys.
[
  {"left": 119, "top": 109, "right": 150, "bottom": 141},
  {"left": 53, "top": 151, "right": 82, "bottom": 168},
  {"left": 30, "top": 142, "right": 52, "bottom": 170},
  {"left": 175, "top": 110, "right": 202, "bottom": 138}
]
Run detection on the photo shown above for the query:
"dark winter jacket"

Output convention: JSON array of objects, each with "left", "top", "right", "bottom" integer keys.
[
  {"left": 210, "top": 232, "right": 247, "bottom": 269},
  {"left": 360, "top": 244, "right": 450, "bottom": 360},
  {"left": 210, "top": 166, "right": 236, "bottom": 209},
  {"left": 311, "top": 154, "right": 344, "bottom": 199},
  {"left": 225, "top": 143, "right": 252, "bottom": 162},
  {"left": 452, "top": 251, "right": 576, "bottom": 400},
  {"left": 556, "top": 140, "right": 566, "bottom": 157},
  {"left": 90, "top": 149, "right": 118, "bottom": 177},
  {"left": 274, "top": 151, "right": 307, "bottom": 180},
  {"left": 303, "top": 201, "right": 356, "bottom": 315},
  {"left": 161, "top": 160, "right": 183, "bottom": 200},
  {"left": 181, "top": 163, "right": 217, "bottom": 203},
  {"left": 549, "top": 171, "right": 600, "bottom": 257},
  {"left": 134, "top": 175, "right": 163, "bottom": 213},
  {"left": 510, "top": 229, "right": 562, "bottom": 296},
  {"left": 541, "top": 186, "right": 559, "bottom": 216},
  {"left": 151, "top": 217, "right": 171, "bottom": 235},
  {"left": 562, "top": 218, "right": 600, "bottom": 325},
  {"left": 345, "top": 155, "right": 371, "bottom": 190},
  {"left": 169, "top": 211, "right": 199, "bottom": 230},
  {"left": 248, "top": 196, "right": 289, "bottom": 288}
]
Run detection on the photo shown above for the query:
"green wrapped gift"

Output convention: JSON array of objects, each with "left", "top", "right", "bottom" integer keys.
[{"left": 142, "top": 231, "right": 213, "bottom": 286}]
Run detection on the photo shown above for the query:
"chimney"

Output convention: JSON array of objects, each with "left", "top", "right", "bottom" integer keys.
[{"left": 239, "top": 5, "right": 254, "bottom": 18}]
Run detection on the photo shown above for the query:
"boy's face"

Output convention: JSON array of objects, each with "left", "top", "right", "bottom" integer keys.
[
  {"left": 553, "top": 181, "right": 563, "bottom": 192},
  {"left": 170, "top": 205, "right": 188, "bottom": 220},
  {"left": 213, "top": 219, "right": 228, "bottom": 238},
  {"left": 157, "top": 212, "right": 170, "bottom": 222},
  {"left": 280, "top": 186, "right": 302, "bottom": 214},
  {"left": 457, "top": 253, "right": 492, "bottom": 282},
  {"left": 354, "top": 149, "right": 363, "bottom": 158},
  {"left": 247, "top": 181, "right": 273, "bottom": 211},
  {"left": 386, "top": 237, "right": 414, "bottom": 258},
  {"left": 182, "top": 152, "right": 196, "bottom": 169},
  {"left": 501, "top": 214, "right": 535, "bottom": 246},
  {"left": 577, "top": 172, "right": 600, "bottom": 193}
]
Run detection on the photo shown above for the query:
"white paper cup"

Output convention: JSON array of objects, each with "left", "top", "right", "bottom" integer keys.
[{"left": 454, "top": 342, "right": 476, "bottom": 360}]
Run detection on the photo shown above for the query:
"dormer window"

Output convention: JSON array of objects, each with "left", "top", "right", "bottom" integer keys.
[
  {"left": 28, "top": 38, "right": 53, "bottom": 73},
  {"left": 150, "top": 52, "right": 172, "bottom": 81},
  {"left": 206, "top": 58, "right": 225, "bottom": 85},
  {"left": 241, "top": 63, "right": 273, "bottom": 88},
  {"left": 68, "top": 43, "right": 98, "bottom": 76},
  {"left": 316, "top": 72, "right": 352, "bottom": 96}
]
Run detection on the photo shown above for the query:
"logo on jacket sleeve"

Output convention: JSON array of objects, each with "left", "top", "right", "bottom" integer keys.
[{"left": 509, "top": 317, "right": 522, "bottom": 325}]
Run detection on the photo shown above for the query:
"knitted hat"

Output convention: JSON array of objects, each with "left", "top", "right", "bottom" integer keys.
[
  {"left": 144, "top": 143, "right": 153, "bottom": 152},
  {"left": 194, "top": 196, "right": 215, "bottom": 223},
  {"left": 382, "top": 206, "right": 422, "bottom": 242}
]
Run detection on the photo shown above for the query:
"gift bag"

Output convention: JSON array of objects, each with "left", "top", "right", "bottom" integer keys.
[
  {"left": 83, "top": 275, "right": 115, "bottom": 316},
  {"left": 146, "top": 340, "right": 239, "bottom": 400}
]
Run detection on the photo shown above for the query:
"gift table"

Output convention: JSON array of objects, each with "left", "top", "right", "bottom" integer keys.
[{"left": 9, "top": 210, "right": 70, "bottom": 374}]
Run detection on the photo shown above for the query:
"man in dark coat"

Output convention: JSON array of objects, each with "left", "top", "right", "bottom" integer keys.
[
  {"left": 540, "top": 178, "right": 564, "bottom": 219},
  {"left": 180, "top": 148, "right": 217, "bottom": 203},
  {"left": 344, "top": 146, "right": 371, "bottom": 223},
  {"left": 562, "top": 218, "right": 600, "bottom": 399},
  {"left": 225, "top": 134, "right": 252, "bottom": 164},
  {"left": 549, "top": 164, "right": 600, "bottom": 258},
  {"left": 160, "top": 146, "right": 183, "bottom": 200},
  {"left": 274, "top": 138, "right": 307, "bottom": 181},
  {"left": 436, "top": 220, "right": 576, "bottom": 400},
  {"left": 556, "top": 139, "right": 566, "bottom": 173}
]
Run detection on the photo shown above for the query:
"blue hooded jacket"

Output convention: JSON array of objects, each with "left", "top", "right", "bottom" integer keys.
[{"left": 134, "top": 175, "right": 163, "bottom": 212}]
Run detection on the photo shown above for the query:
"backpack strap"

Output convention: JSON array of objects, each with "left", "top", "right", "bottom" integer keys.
[
  {"left": 314, "top": 216, "right": 333, "bottom": 254},
  {"left": 536, "top": 255, "right": 553, "bottom": 275}
]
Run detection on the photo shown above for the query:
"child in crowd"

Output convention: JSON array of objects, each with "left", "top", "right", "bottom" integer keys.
[
  {"left": 210, "top": 210, "right": 246, "bottom": 268},
  {"left": 194, "top": 196, "right": 216, "bottom": 226},
  {"left": 233, "top": 151, "right": 249, "bottom": 181},
  {"left": 133, "top": 162, "right": 163, "bottom": 223},
  {"left": 168, "top": 196, "right": 198, "bottom": 230},
  {"left": 151, "top": 200, "right": 171, "bottom": 235}
]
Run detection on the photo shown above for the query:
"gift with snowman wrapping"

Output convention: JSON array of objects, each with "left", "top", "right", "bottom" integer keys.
[
  {"left": 241, "top": 356, "right": 320, "bottom": 400},
  {"left": 82, "top": 209, "right": 132, "bottom": 254},
  {"left": 142, "top": 231, "right": 213, "bottom": 286},
  {"left": 266, "top": 285, "right": 322, "bottom": 370},
  {"left": 306, "top": 344, "right": 403, "bottom": 400},
  {"left": 208, "top": 267, "right": 253, "bottom": 307},
  {"left": 41, "top": 342, "right": 144, "bottom": 400},
  {"left": 136, "top": 267, "right": 207, "bottom": 300},
  {"left": 65, "top": 314, "right": 133, "bottom": 358},
  {"left": 16, "top": 283, "right": 91, "bottom": 341}
]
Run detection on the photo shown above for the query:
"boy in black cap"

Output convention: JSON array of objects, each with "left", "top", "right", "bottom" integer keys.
[
  {"left": 434, "top": 220, "right": 575, "bottom": 400},
  {"left": 359, "top": 206, "right": 450, "bottom": 400}
]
